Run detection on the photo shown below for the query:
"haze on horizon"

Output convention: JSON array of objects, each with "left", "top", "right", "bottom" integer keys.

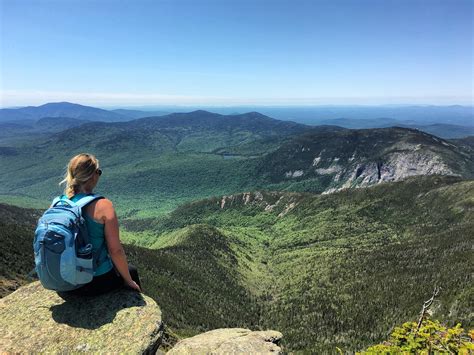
[{"left": 1, "top": 0, "right": 472, "bottom": 107}]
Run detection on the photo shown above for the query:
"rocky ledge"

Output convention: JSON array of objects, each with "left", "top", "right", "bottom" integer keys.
[
  {"left": 0, "top": 282, "right": 283, "bottom": 354},
  {"left": 0, "top": 281, "right": 163, "bottom": 353},
  {"left": 167, "top": 328, "right": 283, "bottom": 354}
]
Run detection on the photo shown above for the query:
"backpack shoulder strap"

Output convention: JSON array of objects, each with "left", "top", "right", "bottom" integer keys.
[
  {"left": 51, "top": 195, "right": 77, "bottom": 208},
  {"left": 74, "top": 194, "right": 106, "bottom": 271},
  {"left": 75, "top": 194, "right": 104, "bottom": 209}
]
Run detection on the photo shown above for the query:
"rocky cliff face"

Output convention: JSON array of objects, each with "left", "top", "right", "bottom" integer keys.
[
  {"left": 257, "top": 127, "right": 474, "bottom": 193},
  {"left": 324, "top": 145, "right": 456, "bottom": 193}
]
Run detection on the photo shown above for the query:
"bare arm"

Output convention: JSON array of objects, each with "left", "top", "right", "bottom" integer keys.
[{"left": 99, "top": 199, "right": 141, "bottom": 291}]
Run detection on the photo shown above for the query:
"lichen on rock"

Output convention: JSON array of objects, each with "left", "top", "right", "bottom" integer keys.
[
  {"left": 0, "top": 281, "right": 163, "bottom": 353},
  {"left": 167, "top": 328, "right": 283, "bottom": 354}
]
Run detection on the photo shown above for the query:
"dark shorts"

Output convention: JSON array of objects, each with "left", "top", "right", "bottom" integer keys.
[{"left": 65, "top": 264, "right": 141, "bottom": 297}]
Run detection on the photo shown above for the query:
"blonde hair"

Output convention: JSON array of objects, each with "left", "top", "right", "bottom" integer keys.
[{"left": 60, "top": 153, "right": 100, "bottom": 198}]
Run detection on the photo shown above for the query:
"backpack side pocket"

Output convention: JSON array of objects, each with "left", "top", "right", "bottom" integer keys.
[{"left": 74, "top": 244, "right": 94, "bottom": 284}]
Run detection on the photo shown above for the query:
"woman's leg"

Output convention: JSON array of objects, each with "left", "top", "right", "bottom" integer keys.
[
  {"left": 65, "top": 264, "right": 141, "bottom": 297},
  {"left": 65, "top": 268, "right": 123, "bottom": 297}
]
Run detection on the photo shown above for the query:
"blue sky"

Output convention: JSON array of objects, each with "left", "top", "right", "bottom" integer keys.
[{"left": 1, "top": 0, "right": 472, "bottom": 107}]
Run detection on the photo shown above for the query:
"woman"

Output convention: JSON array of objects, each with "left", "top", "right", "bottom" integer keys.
[{"left": 58, "top": 153, "right": 141, "bottom": 296}]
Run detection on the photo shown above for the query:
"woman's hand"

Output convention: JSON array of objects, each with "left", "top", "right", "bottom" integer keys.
[{"left": 125, "top": 279, "right": 141, "bottom": 292}]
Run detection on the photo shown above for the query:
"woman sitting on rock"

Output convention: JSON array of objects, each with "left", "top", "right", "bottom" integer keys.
[{"left": 58, "top": 153, "right": 141, "bottom": 296}]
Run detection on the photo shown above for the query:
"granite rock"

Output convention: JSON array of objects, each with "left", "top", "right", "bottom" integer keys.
[
  {"left": 167, "top": 328, "right": 282, "bottom": 354},
  {"left": 0, "top": 281, "right": 163, "bottom": 353}
]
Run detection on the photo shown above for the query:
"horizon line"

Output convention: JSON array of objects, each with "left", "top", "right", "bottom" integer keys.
[
  {"left": 2, "top": 101, "right": 474, "bottom": 110},
  {"left": 2, "top": 102, "right": 474, "bottom": 110},
  {"left": 1, "top": 90, "right": 472, "bottom": 108}
]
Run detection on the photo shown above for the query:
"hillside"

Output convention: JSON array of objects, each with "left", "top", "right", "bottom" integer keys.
[
  {"left": 316, "top": 118, "right": 474, "bottom": 139},
  {"left": 125, "top": 224, "right": 260, "bottom": 335},
  {"left": 452, "top": 136, "right": 474, "bottom": 152},
  {"left": 402, "top": 123, "right": 474, "bottom": 139},
  {"left": 0, "top": 117, "right": 91, "bottom": 145},
  {"left": 2, "top": 176, "right": 472, "bottom": 352},
  {"left": 0, "top": 204, "right": 40, "bottom": 296},
  {"left": 111, "top": 108, "right": 169, "bottom": 119},
  {"left": 122, "top": 175, "right": 474, "bottom": 352}
]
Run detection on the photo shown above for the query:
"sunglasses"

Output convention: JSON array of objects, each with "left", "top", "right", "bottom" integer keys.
[{"left": 96, "top": 169, "right": 103, "bottom": 176}]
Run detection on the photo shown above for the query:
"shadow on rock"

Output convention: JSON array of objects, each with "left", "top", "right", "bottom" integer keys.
[{"left": 51, "top": 289, "right": 145, "bottom": 329}]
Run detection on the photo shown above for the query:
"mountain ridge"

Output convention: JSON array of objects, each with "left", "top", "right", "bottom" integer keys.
[
  {"left": 3, "top": 102, "right": 473, "bottom": 138},
  {"left": 254, "top": 126, "right": 473, "bottom": 193}
]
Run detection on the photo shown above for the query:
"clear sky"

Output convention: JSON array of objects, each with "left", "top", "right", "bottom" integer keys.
[{"left": 0, "top": 0, "right": 472, "bottom": 107}]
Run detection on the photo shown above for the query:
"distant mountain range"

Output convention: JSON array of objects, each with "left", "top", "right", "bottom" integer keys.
[
  {"left": 0, "top": 109, "right": 472, "bottom": 218},
  {"left": 233, "top": 105, "right": 474, "bottom": 127},
  {"left": 1, "top": 102, "right": 473, "bottom": 138},
  {"left": 398, "top": 123, "right": 474, "bottom": 139},
  {"left": 315, "top": 118, "right": 474, "bottom": 139}
]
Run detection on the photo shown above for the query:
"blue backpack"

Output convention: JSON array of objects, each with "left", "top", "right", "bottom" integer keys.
[{"left": 33, "top": 194, "right": 105, "bottom": 291}]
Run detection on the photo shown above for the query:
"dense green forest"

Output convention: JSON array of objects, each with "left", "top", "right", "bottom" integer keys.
[
  {"left": 3, "top": 176, "right": 472, "bottom": 352},
  {"left": 0, "top": 111, "right": 310, "bottom": 216},
  {"left": 120, "top": 175, "right": 474, "bottom": 352},
  {"left": 0, "top": 204, "right": 40, "bottom": 296},
  {"left": 0, "top": 111, "right": 472, "bottom": 219}
]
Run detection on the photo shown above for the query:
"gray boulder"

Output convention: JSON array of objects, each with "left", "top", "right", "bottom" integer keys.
[{"left": 167, "top": 328, "right": 283, "bottom": 354}]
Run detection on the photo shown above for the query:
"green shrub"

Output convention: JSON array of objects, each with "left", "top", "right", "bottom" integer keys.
[{"left": 361, "top": 319, "right": 474, "bottom": 354}]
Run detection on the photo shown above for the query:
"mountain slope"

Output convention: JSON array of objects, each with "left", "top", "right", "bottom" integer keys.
[
  {"left": 0, "top": 117, "right": 92, "bottom": 146},
  {"left": 0, "top": 116, "right": 89, "bottom": 134},
  {"left": 401, "top": 123, "right": 474, "bottom": 139},
  {"left": 452, "top": 136, "right": 474, "bottom": 152},
  {"left": 122, "top": 175, "right": 473, "bottom": 352},
  {"left": 111, "top": 108, "right": 169, "bottom": 119},
  {"left": 0, "top": 204, "right": 40, "bottom": 296},
  {"left": 125, "top": 224, "right": 260, "bottom": 336},
  {"left": 319, "top": 118, "right": 474, "bottom": 138}
]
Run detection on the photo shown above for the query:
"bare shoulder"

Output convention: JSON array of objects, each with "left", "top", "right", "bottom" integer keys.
[
  {"left": 96, "top": 198, "right": 114, "bottom": 209},
  {"left": 95, "top": 198, "right": 116, "bottom": 220}
]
